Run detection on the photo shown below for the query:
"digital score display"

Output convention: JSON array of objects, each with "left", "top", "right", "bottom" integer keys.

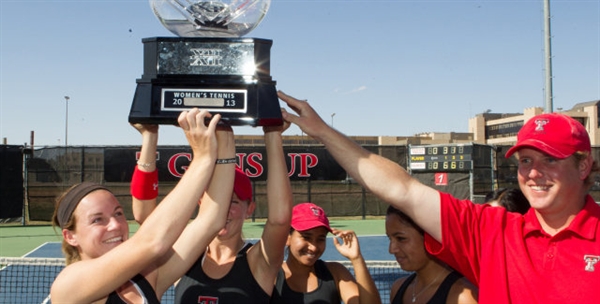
[{"left": 409, "top": 144, "right": 473, "bottom": 171}]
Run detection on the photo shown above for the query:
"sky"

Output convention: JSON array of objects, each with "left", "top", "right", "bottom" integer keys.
[{"left": 1, "top": 0, "right": 599, "bottom": 146}]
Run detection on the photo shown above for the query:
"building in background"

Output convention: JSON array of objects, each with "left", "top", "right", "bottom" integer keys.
[
  {"left": 236, "top": 132, "right": 474, "bottom": 147},
  {"left": 236, "top": 100, "right": 600, "bottom": 147},
  {"left": 469, "top": 100, "right": 600, "bottom": 146}
]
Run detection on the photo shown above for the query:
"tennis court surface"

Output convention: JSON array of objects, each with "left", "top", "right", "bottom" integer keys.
[{"left": 1, "top": 236, "right": 408, "bottom": 303}]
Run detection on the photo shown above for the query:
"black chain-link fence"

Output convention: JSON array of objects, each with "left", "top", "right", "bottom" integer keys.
[
  {"left": 23, "top": 145, "right": 397, "bottom": 222},
  {"left": 7, "top": 144, "right": 600, "bottom": 223}
]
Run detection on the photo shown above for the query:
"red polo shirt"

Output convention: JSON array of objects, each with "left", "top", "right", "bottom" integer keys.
[{"left": 425, "top": 192, "right": 600, "bottom": 303}]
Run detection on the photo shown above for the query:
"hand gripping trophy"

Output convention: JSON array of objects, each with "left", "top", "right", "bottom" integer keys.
[{"left": 129, "top": 0, "right": 281, "bottom": 126}]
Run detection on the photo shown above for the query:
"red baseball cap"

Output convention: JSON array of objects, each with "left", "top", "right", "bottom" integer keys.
[
  {"left": 234, "top": 167, "right": 252, "bottom": 202},
  {"left": 291, "top": 202, "right": 332, "bottom": 233},
  {"left": 505, "top": 113, "right": 590, "bottom": 159}
]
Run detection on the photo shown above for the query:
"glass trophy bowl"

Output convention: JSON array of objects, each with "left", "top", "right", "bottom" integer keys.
[{"left": 149, "top": 0, "right": 271, "bottom": 37}]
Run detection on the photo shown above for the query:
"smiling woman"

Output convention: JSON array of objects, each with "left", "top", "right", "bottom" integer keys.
[
  {"left": 52, "top": 183, "right": 126, "bottom": 265},
  {"left": 48, "top": 109, "right": 232, "bottom": 304},
  {"left": 385, "top": 206, "right": 478, "bottom": 304},
  {"left": 270, "top": 202, "right": 382, "bottom": 304}
]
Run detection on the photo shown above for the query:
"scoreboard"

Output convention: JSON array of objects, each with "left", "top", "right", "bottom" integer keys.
[
  {"left": 409, "top": 144, "right": 473, "bottom": 171},
  {"left": 408, "top": 143, "right": 494, "bottom": 202}
]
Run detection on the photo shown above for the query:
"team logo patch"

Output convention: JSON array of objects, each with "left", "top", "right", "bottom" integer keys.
[
  {"left": 534, "top": 118, "right": 549, "bottom": 131},
  {"left": 584, "top": 255, "right": 600, "bottom": 272},
  {"left": 310, "top": 206, "right": 322, "bottom": 217},
  {"left": 198, "top": 296, "right": 218, "bottom": 304}
]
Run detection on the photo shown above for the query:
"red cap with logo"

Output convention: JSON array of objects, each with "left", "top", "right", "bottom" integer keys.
[
  {"left": 234, "top": 167, "right": 252, "bottom": 202},
  {"left": 505, "top": 113, "right": 591, "bottom": 159},
  {"left": 291, "top": 202, "right": 332, "bottom": 233}
]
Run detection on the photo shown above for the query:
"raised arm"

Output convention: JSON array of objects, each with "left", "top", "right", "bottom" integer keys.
[
  {"left": 51, "top": 110, "right": 220, "bottom": 303},
  {"left": 278, "top": 91, "right": 442, "bottom": 240},
  {"left": 331, "top": 229, "right": 381, "bottom": 304},
  {"left": 131, "top": 124, "right": 159, "bottom": 224},
  {"left": 153, "top": 126, "right": 236, "bottom": 295},
  {"left": 248, "top": 122, "right": 293, "bottom": 290}
]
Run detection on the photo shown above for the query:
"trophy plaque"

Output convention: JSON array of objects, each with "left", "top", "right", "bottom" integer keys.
[{"left": 129, "top": 0, "right": 282, "bottom": 126}]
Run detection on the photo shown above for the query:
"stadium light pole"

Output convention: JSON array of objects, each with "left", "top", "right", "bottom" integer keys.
[
  {"left": 543, "top": 0, "right": 553, "bottom": 113},
  {"left": 64, "top": 96, "right": 70, "bottom": 146}
]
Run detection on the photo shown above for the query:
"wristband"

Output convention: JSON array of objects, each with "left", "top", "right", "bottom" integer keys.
[
  {"left": 137, "top": 161, "right": 155, "bottom": 169},
  {"left": 131, "top": 166, "right": 159, "bottom": 200},
  {"left": 216, "top": 158, "right": 237, "bottom": 164}
]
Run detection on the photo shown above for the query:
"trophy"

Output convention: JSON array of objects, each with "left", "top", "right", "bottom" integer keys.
[{"left": 129, "top": 0, "right": 282, "bottom": 126}]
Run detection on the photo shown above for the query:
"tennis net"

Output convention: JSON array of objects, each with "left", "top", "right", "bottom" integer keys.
[{"left": 0, "top": 257, "right": 407, "bottom": 304}]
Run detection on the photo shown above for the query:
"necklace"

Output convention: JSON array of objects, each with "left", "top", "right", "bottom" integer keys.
[{"left": 411, "top": 272, "right": 445, "bottom": 303}]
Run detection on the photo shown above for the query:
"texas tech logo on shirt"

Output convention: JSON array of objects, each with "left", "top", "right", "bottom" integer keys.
[
  {"left": 584, "top": 255, "right": 599, "bottom": 272},
  {"left": 198, "top": 296, "right": 218, "bottom": 304}
]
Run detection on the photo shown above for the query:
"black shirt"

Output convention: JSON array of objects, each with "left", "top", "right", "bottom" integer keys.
[
  {"left": 105, "top": 274, "right": 159, "bottom": 304},
  {"left": 270, "top": 259, "right": 341, "bottom": 304},
  {"left": 174, "top": 243, "right": 270, "bottom": 304},
  {"left": 392, "top": 271, "right": 462, "bottom": 304}
]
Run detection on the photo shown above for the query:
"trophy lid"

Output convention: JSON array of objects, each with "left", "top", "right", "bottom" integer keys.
[{"left": 150, "top": 0, "right": 271, "bottom": 38}]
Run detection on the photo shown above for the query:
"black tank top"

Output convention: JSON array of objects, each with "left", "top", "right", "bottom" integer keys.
[
  {"left": 105, "top": 274, "right": 160, "bottom": 304},
  {"left": 270, "top": 259, "right": 341, "bottom": 304},
  {"left": 392, "top": 271, "right": 462, "bottom": 304},
  {"left": 174, "top": 243, "right": 270, "bottom": 304}
]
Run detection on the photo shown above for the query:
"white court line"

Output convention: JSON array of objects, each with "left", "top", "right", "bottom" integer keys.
[{"left": 22, "top": 242, "right": 54, "bottom": 258}]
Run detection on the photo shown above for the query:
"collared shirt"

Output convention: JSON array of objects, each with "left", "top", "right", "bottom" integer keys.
[{"left": 425, "top": 192, "right": 600, "bottom": 303}]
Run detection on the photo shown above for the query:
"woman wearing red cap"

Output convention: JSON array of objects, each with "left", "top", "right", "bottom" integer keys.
[
  {"left": 132, "top": 122, "right": 293, "bottom": 303},
  {"left": 50, "top": 110, "right": 231, "bottom": 303},
  {"left": 270, "top": 202, "right": 381, "bottom": 304}
]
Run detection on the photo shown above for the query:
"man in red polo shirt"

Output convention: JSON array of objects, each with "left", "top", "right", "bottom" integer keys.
[{"left": 278, "top": 91, "right": 600, "bottom": 303}]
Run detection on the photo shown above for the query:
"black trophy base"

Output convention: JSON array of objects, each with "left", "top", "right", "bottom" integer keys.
[
  {"left": 128, "top": 37, "right": 282, "bottom": 127},
  {"left": 128, "top": 79, "right": 282, "bottom": 126}
]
